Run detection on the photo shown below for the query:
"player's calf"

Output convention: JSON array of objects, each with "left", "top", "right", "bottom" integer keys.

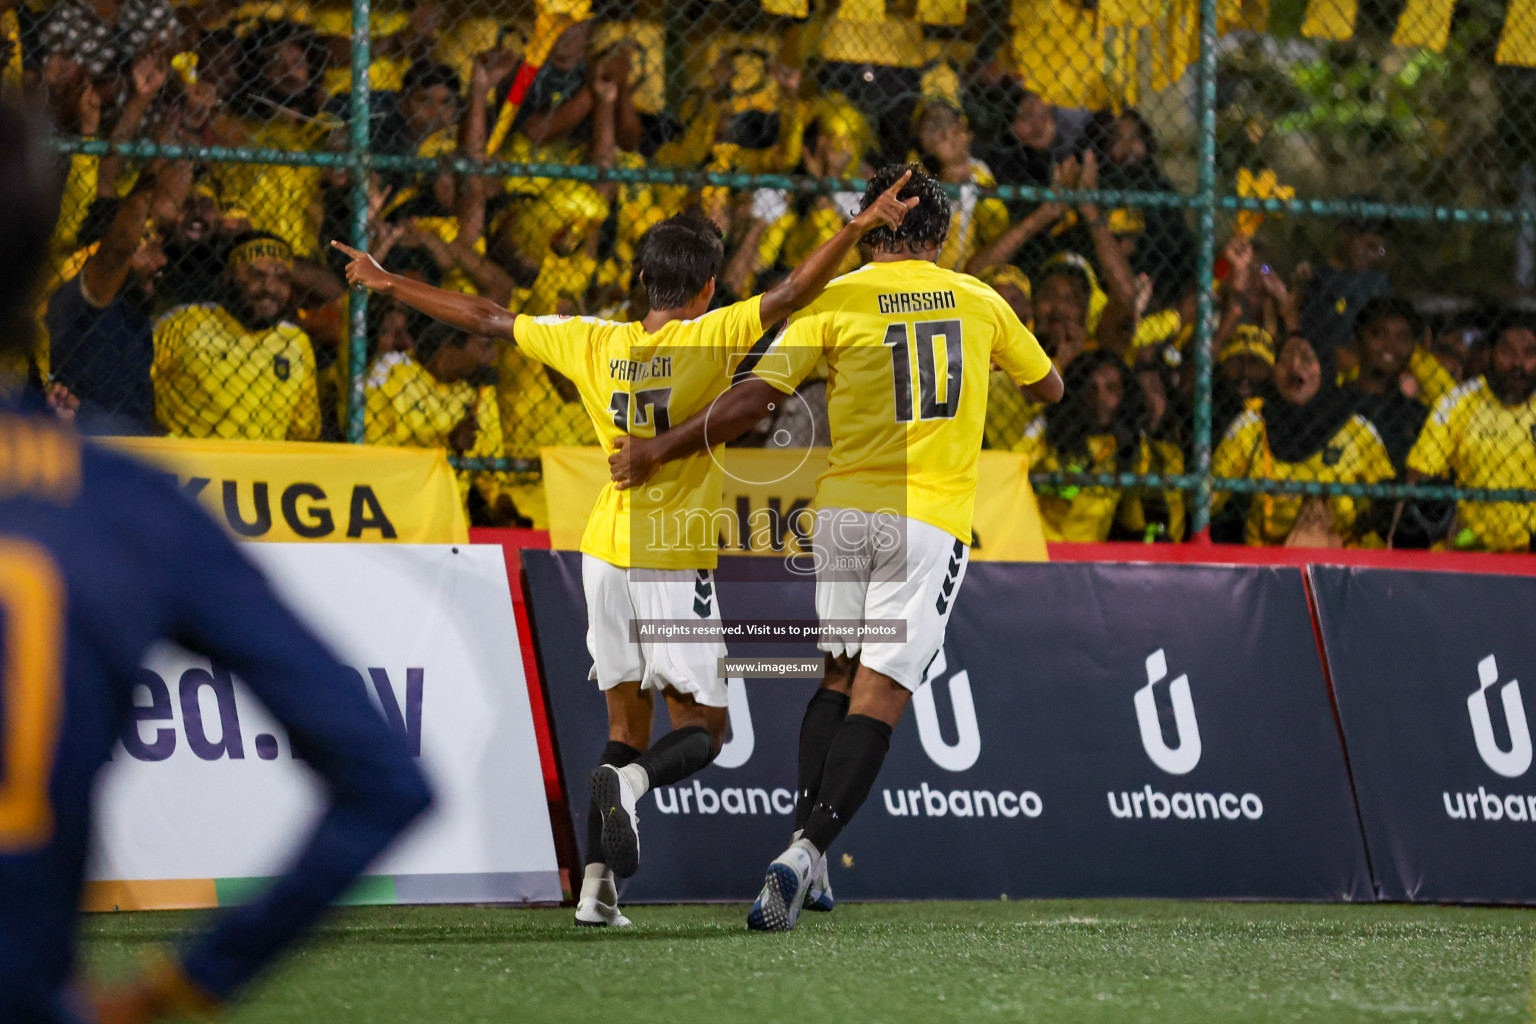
[
  {"left": 591, "top": 722, "right": 717, "bottom": 878},
  {"left": 801, "top": 712, "right": 896, "bottom": 856}
]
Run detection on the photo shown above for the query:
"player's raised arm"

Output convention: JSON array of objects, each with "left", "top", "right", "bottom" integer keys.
[
  {"left": 988, "top": 284, "right": 1065, "bottom": 405},
  {"left": 755, "top": 168, "right": 920, "bottom": 325},
  {"left": 331, "top": 240, "right": 519, "bottom": 340}
]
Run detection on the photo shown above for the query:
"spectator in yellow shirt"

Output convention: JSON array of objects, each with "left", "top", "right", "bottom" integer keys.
[
  {"left": 967, "top": 152, "right": 1138, "bottom": 354},
  {"left": 1407, "top": 313, "right": 1536, "bottom": 552},
  {"left": 1029, "top": 258, "right": 1092, "bottom": 372},
  {"left": 978, "top": 265, "right": 1033, "bottom": 328},
  {"left": 152, "top": 232, "right": 320, "bottom": 440},
  {"left": 1120, "top": 349, "right": 1188, "bottom": 543},
  {"left": 1212, "top": 332, "right": 1394, "bottom": 547},
  {"left": 909, "top": 100, "right": 1008, "bottom": 273},
  {"left": 212, "top": 22, "right": 334, "bottom": 261},
  {"left": 1205, "top": 326, "right": 1274, "bottom": 544},
  {"left": 981, "top": 266, "right": 1040, "bottom": 453},
  {"left": 494, "top": 342, "right": 596, "bottom": 529},
  {"left": 1026, "top": 351, "right": 1150, "bottom": 542},
  {"left": 365, "top": 321, "right": 515, "bottom": 522},
  {"left": 1427, "top": 318, "right": 1481, "bottom": 385},
  {"left": 1213, "top": 324, "right": 1274, "bottom": 438}
]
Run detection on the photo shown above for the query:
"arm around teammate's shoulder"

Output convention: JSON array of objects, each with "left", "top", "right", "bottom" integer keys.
[{"left": 610, "top": 376, "right": 781, "bottom": 490}]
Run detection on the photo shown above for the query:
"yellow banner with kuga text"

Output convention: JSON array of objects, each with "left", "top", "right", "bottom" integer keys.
[
  {"left": 541, "top": 447, "right": 1047, "bottom": 561},
  {"left": 102, "top": 437, "right": 468, "bottom": 543}
]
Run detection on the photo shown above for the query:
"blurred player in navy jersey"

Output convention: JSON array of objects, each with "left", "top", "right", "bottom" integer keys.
[{"left": 0, "top": 100, "right": 433, "bottom": 1024}]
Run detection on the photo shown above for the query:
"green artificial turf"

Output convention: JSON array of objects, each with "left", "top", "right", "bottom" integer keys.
[{"left": 83, "top": 901, "right": 1536, "bottom": 1023}]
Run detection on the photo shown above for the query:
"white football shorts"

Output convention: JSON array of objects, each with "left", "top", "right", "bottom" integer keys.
[
  {"left": 581, "top": 554, "right": 729, "bottom": 707},
  {"left": 811, "top": 507, "right": 970, "bottom": 692}
]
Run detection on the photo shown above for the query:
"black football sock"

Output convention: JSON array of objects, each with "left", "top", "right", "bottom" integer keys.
[
  {"left": 633, "top": 725, "right": 714, "bottom": 792},
  {"left": 801, "top": 714, "right": 893, "bottom": 855},
  {"left": 586, "top": 740, "right": 642, "bottom": 867},
  {"left": 794, "top": 688, "right": 851, "bottom": 831}
]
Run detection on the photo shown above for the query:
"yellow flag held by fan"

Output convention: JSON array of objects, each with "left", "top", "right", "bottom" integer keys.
[{"left": 486, "top": 7, "right": 586, "bottom": 157}]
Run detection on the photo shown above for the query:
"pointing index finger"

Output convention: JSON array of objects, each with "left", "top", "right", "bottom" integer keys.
[
  {"left": 330, "top": 240, "right": 364, "bottom": 258},
  {"left": 881, "top": 169, "right": 912, "bottom": 199}
]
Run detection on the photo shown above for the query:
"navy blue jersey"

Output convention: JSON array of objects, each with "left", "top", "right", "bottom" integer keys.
[
  {"left": 0, "top": 403, "right": 432, "bottom": 1024},
  {"left": 45, "top": 276, "right": 157, "bottom": 435}
]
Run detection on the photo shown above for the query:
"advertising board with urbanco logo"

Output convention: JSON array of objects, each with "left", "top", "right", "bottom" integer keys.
[
  {"left": 1312, "top": 566, "right": 1536, "bottom": 902},
  {"left": 525, "top": 553, "right": 1371, "bottom": 902}
]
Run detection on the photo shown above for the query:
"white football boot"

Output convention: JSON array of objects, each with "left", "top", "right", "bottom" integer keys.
[
  {"left": 589, "top": 764, "right": 641, "bottom": 878},
  {"left": 746, "top": 842, "right": 815, "bottom": 932},
  {"left": 574, "top": 895, "right": 632, "bottom": 928},
  {"left": 802, "top": 852, "right": 835, "bottom": 912}
]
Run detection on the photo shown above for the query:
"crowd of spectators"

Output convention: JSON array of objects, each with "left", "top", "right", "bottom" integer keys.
[{"left": 5, "top": 0, "right": 1536, "bottom": 549}]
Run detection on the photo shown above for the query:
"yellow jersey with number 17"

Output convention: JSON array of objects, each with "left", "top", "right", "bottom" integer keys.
[
  {"left": 748, "top": 260, "right": 1052, "bottom": 542},
  {"left": 512, "top": 297, "right": 765, "bottom": 571}
]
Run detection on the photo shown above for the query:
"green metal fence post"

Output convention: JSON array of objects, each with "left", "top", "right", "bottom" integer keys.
[
  {"left": 345, "top": 0, "right": 372, "bottom": 444},
  {"left": 1191, "top": 0, "right": 1220, "bottom": 537}
]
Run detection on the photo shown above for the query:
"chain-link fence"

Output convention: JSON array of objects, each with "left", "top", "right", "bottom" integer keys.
[{"left": 10, "top": 0, "right": 1536, "bottom": 546}]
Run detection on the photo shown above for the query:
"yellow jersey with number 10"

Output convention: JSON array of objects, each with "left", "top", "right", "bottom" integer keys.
[
  {"left": 750, "top": 260, "right": 1052, "bottom": 542},
  {"left": 513, "top": 297, "right": 765, "bottom": 571}
]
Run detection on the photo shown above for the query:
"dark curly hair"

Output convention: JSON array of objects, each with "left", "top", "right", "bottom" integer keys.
[{"left": 858, "top": 163, "right": 951, "bottom": 255}]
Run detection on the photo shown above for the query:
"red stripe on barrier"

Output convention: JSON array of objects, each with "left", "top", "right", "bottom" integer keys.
[
  {"left": 472, "top": 527, "right": 579, "bottom": 894},
  {"left": 470, "top": 528, "right": 554, "bottom": 792},
  {"left": 1301, "top": 566, "right": 1381, "bottom": 895}
]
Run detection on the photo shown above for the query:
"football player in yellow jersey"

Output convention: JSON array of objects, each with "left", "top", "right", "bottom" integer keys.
[
  {"left": 609, "top": 165, "right": 1063, "bottom": 931},
  {"left": 1407, "top": 313, "right": 1536, "bottom": 551},
  {"left": 331, "top": 175, "right": 919, "bottom": 927}
]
